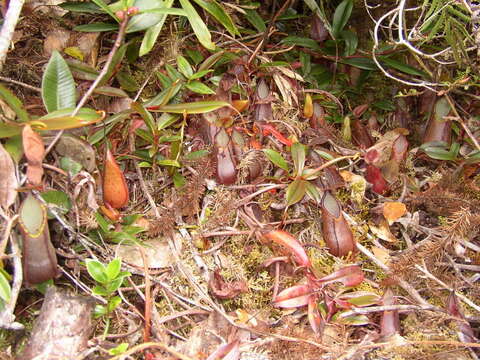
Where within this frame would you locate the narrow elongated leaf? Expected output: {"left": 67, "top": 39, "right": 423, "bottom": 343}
{"left": 185, "top": 81, "right": 215, "bottom": 95}
{"left": 291, "top": 142, "right": 306, "bottom": 176}
{"left": 140, "top": 0, "right": 174, "bottom": 56}
{"left": 177, "top": 55, "right": 193, "bottom": 78}
{"left": 274, "top": 284, "right": 312, "bottom": 308}
{"left": 0, "top": 84, "right": 30, "bottom": 122}
{"left": 60, "top": 1, "right": 103, "bottom": 14}
{"left": 263, "top": 149, "right": 289, "bottom": 172}
{"left": 127, "top": 0, "right": 185, "bottom": 34}
{"left": 92, "top": 0, "right": 118, "bottom": 21}
{"left": 74, "top": 22, "right": 119, "bottom": 32}
{"left": 380, "top": 57, "right": 429, "bottom": 78}
{"left": 191, "top": 0, "right": 239, "bottom": 36}
{"left": 286, "top": 178, "right": 307, "bottom": 206}
{"left": 33, "top": 108, "right": 105, "bottom": 131}
{"left": 42, "top": 51, "right": 76, "bottom": 113}
{"left": 332, "top": 0, "right": 353, "bottom": 39}
{"left": 179, "top": 0, "right": 216, "bottom": 50}
{"left": 148, "top": 100, "right": 229, "bottom": 114}
{"left": 317, "top": 265, "right": 364, "bottom": 287}
{"left": 263, "top": 230, "right": 311, "bottom": 268}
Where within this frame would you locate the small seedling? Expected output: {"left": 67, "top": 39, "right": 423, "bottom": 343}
{"left": 86, "top": 258, "right": 131, "bottom": 337}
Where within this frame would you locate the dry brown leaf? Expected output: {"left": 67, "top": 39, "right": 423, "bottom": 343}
{"left": 43, "top": 29, "right": 71, "bottom": 57}
{"left": 0, "top": 143, "right": 18, "bottom": 209}
{"left": 383, "top": 202, "right": 407, "bottom": 223}
{"left": 208, "top": 270, "right": 247, "bottom": 299}
{"left": 22, "top": 125, "right": 45, "bottom": 186}
{"left": 371, "top": 246, "right": 391, "bottom": 265}
{"left": 369, "top": 218, "right": 397, "bottom": 243}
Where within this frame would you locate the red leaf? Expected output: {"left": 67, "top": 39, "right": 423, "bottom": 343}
{"left": 317, "top": 265, "right": 364, "bottom": 287}
{"left": 308, "top": 295, "right": 324, "bottom": 335}
{"left": 207, "top": 340, "right": 240, "bottom": 360}
{"left": 263, "top": 230, "right": 311, "bottom": 268}
{"left": 274, "top": 284, "right": 312, "bottom": 308}
{"left": 365, "top": 165, "right": 388, "bottom": 194}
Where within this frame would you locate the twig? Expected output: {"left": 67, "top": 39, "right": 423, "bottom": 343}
{"left": 0, "top": 214, "right": 18, "bottom": 257}
{"left": 107, "top": 341, "right": 196, "bottom": 360}
{"left": 444, "top": 95, "right": 480, "bottom": 151}
{"left": 45, "top": 15, "right": 129, "bottom": 155}
{"left": 415, "top": 262, "right": 480, "bottom": 313}
{"left": 0, "top": 231, "right": 23, "bottom": 330}
{"left": 0, "top": 0, "right": 26, "bottom": 72}
{"left": 139, "top": 246, "right": 152, "bottom": 344}
{"left": 128, "top": 131, "right": 160, "bottom": 218}
{"left": 338, "top": 304, "right": 439, "bottom": 318}
{"left": 0, "top": 75, "right": 41, "bottom": 93}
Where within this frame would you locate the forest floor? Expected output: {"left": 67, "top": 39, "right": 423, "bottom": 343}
{"left": 0, "top": 1, "right": 480, "bottom": 359}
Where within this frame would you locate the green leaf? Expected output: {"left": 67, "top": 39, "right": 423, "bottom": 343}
{"left": 157, "top": 159, "right": 181, "bottom": 167}
{"left": 74, "top": 22, "right": 119, "bottom": 32}
{"left": 185, "top": 80, "right": 215, "bottom": 94}
{"left": 131, "top": 102, "right": 156, "bottom": 135}
{"left": 59, "top": 157, "right": 83, "bottom": 176}
{"left": 380, "top": 57, "right": 429, "bottom": 78}
{"left": 105, "top": 259, "right": 122, "bottom": 281}
{"left": 191, "top": 0, "right": 239, "bottom": 36}
{"left": 0, "top": 272, "right": 11, "bottom": 303}
{"left": 305, "top": 182, "right": 322, "bottom": 203}
{"left": 157, "top": 113, "right": 180, "bottom": 130}
{"left": 66, "top": 59, "right": 99, "bottom": 81}
{"left": 92, "top": 0, "right": 119, "bottom": 21}
{"left": 94, "top": 86, "right": 129, "bottom": 97}
{"left": 281, "top": 36, "right": 321, "bottom": 51}
{"left": 60, "top": 1, "right": 103, "bottom": 13}
{"left": 263, "top": 149, "right": 289, "bottom": 172}
{"left": 108, "top": 343, "right": 129, "bottom": 356}
{"left": 41, "top": 190, "right": 72, "bottom": 219}
{"left": 334, "top": 313, "right": 370, "bottom": 325}
{"left": 339, "top": 57, "right": 377, "bottom": 70}
{"left": 173, "top": 171, "right": 186, "bottom": 188}
{"left": 189, "top": 69, "right": 213, "bottom": 80}
{"left": 116, "top": 71, "right": 139, "bottom": 92}
{"left": 0, "top": 123, "right": 21, "bottom": 138}
{"left": 286, "top": 178, "right": 307, "bottom": 206}
{"left": 107, "top": 296, "right": 122, "bottom": 312}
{"left": 0, "top": 83, "right": 30, "bottom": 122}
{"left": 198, "top": 50, "right": 225, "bottom": 72}
{"left": 303, "top": 0, "right": 332, "bottom": 37}
{"left": 145, "top": 81, "right": 183, "bottom": 107}
{"left": 99, "top": 43, "right": 128, "bottom": 86}
{"left": 94, "top": 304, "right": 107, "bottom": 318}
{"left": 259, "top": 61, "right": 291, "bottom": 68}
{"left": 177, "top": 55, "right": 193, "bottom": 78}
{"left": 244, "top": 9, "right": 266, "bottom": 32}
{"left": 332, "top": 0, "right": 353, "bottom": 39}
{"left": 341, "top": 30, "right": 358, "bottom": 56}
{"left": 42, "top": 51, "right": 76, "bottom": 113}
{"left": 291, "top": 142, "right": 306, "bottom": 176}
{"left": 140, "top": 0, "right": 174, "bottom": 56}
{"left": 4, "top": 135, "right": 23, "bottom": 162}
{"left": 148, "top": 100, "right": 229, "bottom": 114}
{"left": 127, "top": 0, "right": 185, "bottom": 33}
{"left": 86, "top": 259, "right": 108, "bottom": 284}
{"left": 179, "top": 0, "right": 216, "bottom": 50}
{"left": 183, "top": 149, "right": 209, "bottom": 160}
{"left": 32, "top": 108, "right": 104, "bottom": 131}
